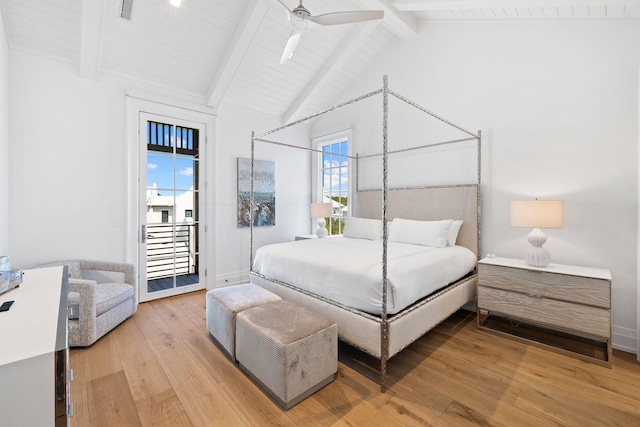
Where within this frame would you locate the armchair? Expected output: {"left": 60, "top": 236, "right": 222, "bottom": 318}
{"left": 34, "top": 260, "right": 138, "bottom": 347}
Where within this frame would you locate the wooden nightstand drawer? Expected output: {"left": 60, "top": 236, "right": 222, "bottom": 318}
{"left": 478, "top": 286, "right": 611, "bottom": 338}
{"left": 478, "top": 263, "right": 610, "bottom": 308}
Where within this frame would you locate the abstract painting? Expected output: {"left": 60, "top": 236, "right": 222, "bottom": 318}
{"left": 237, "top": 157, "right": 275, "bottom": 227}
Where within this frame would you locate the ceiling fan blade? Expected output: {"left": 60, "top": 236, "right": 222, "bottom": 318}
{"left": 276, "top": 0, "right": 294, "bottom": 22}
{"left": 309, "top": 10, "right": 384, "bottom": 26}
{"left": 276, "top": 0, "right": 293, "bottom": 13}
{"left": 280, "top": 29, "right": 302, "bottom": 64}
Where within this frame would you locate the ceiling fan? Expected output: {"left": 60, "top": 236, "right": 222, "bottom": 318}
{"left": 277, "top": 0, "right": 384, "bottom": 64}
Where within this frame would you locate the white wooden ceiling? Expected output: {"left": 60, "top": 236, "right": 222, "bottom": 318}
{"left": 1, "top": 0, "right": 639, "bottom": 123}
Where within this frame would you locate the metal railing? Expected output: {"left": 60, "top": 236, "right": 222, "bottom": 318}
{"left": 146, "top": 223, "right": 198, "bottom": 280}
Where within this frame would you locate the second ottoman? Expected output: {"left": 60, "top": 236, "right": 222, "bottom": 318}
{"left": 236, "top": 299, "right": 338, "bottom": 409}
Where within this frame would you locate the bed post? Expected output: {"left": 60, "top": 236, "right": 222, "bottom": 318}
{"left": 380, "top": 75, "right": 389, "bottom": 392}
{"left": 250, "top": 131, "right": 255, "bottom": 270}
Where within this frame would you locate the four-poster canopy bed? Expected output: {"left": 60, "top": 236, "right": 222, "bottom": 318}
{"left": 249, "top": 76, "right": 481, "bottom": 391}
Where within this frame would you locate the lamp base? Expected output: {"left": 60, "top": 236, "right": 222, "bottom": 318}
{"left": 316, "top": 218, "right": 327, "bottom": 238}
{"left": 523, "top": 228, "right": 551, "bottom": 267}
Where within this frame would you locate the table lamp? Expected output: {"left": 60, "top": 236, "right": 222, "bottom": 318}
{"left": 511, "top": 200, "right": 564, "bottom": 267}
{"left": 310, "top": 202, "right": 332, "bottom": 238}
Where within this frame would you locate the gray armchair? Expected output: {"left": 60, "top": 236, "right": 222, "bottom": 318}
{"left": 34, "top": 260, "right": 138, "bottom": 347}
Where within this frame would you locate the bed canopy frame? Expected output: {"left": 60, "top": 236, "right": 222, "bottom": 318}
{"left": 249, "top": 76, "right": 481, "bottom": 391}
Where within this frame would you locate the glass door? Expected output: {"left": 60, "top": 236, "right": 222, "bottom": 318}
{"left": 139, "top": 112, "right": 205, "bottom": 301}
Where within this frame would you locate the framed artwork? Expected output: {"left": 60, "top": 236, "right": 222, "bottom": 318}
{"left": 237, "top": 157, "right": 275, "bottom": 227}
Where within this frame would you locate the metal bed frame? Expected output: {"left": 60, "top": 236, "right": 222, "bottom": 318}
{"left": 249, "top": 76, "right": 481, "bottom": 391}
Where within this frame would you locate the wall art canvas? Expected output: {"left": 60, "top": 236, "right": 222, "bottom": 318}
{"left": 237, "top": 157, "right": 275, "bottom": 227}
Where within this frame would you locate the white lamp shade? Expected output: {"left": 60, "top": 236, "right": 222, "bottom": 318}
{"left": 510, "top": 200, "right": 564, "bottom": 229}
{"left": 310, "top": 202, "right": 332, "bottom": 218}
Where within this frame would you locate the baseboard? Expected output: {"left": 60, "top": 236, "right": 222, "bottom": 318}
{"left": 612, "top": 325, "right": 637, "bottom": 355}
{"left": 214, "top": 270, "right": 250, "bottom": 288}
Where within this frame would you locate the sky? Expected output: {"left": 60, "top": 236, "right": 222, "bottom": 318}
{"left": 323, "top": 140, "right": 348, "bottom": 193}
{"left": 147, "top": 153, "right": 195, "bottom": 194}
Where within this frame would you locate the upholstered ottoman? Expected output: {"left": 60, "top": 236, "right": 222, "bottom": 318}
{"left": 206, "top": 283, "right": 281, "bottom": 361}
{"left": 236, "top": 299, "right": 338, "bottom": 409}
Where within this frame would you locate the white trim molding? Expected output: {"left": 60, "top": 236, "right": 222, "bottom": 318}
{"left": 637, "top": 63, "right": 640, "bottom": 361}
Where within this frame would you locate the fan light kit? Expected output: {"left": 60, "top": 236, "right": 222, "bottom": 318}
{"left": 277, "top": 0, "right": 384, "bottom": 64}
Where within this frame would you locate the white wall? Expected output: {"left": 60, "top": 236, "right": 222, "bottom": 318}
{"left": 215, "top": 103, "right": 311, "bottom": 285}
{"left": 8, "top": 53, "right": 130, "bottom": 267}
{"left": 0, "top": 7, "right": 9, "bottom": 256}
{"left": 637, "top": 64, "right": 640, "bottom": 361}
{"left": 313, "top": 22, "right": 640, "bottom": 352}
{"left": 7, "top": 51, "right": 205, "bottom": 268}
{"left": 7, "top": 49, "right": 310, "bottom": 290}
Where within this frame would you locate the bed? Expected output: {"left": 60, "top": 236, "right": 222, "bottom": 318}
{"left": 253, "top": 236, "right": 476, "bottom": 316}
{"left": 249, "top": 76, "right": 481, "bottom": 391}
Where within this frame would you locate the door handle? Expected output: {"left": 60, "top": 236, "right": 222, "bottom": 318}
{"left": 141, "top": 225, "right": 146, "bottom": 243}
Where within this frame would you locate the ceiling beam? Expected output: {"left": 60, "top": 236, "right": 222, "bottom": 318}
{"left": 353, "top": 0, "right": 417, "bottom": 39}
{"left": 282, "top": 21, "right": 380, "bottom": 124}
{"left": 393, "top": 0, "right": 640, "bottom": 11}
{"left": 206, "top": 0, "right": 271, "bottom": 109}
{"left": 79, "top": 0, "right": 105, "bottom": 80}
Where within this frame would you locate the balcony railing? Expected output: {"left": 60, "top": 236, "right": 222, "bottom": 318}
{"left": 146, "top": 223, "right": 198, "bottom": 280}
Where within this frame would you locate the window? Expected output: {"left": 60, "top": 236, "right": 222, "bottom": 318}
{"left": 318, "top": 139, "right": 349, "bottom": 235}
{"left": 185, "top": 209, "right": 193, "bottom": 218}
{"left": 161, "top": 210, "right": 169, "bottom": 223}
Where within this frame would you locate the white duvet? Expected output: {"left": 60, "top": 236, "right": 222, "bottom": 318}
{"left": 252, "top": 236, "right": 476, "bottom": 315}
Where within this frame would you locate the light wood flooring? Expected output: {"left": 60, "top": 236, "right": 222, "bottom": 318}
{"left": 69, "top": 290, "right": 640, "bottom": 426}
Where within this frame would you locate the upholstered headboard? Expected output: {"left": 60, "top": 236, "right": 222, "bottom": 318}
{"left": 355, "top": 185, "right": 479, "bottom": 256}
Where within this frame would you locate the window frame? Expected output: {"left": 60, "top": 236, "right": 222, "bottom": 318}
{"left": 312, "top": 129, "right": 353, "bottom": 235}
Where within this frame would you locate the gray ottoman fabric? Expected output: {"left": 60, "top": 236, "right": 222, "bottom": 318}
{"left": 236, "top": 299, "right": 338, "bottom": 409}
{"left": 206, "top": 283, "right": 281, "bottom": 360}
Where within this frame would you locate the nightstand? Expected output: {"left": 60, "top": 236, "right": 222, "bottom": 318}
{"left": 295, "top": 234, "right": 317, "bottom": 241}
{"left": 477, "top": 257, "right": 612, "bottom": 367}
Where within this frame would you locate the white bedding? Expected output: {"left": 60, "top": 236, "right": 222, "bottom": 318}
{"left": 252, "top": 236, "right": 476, "bottom": 315}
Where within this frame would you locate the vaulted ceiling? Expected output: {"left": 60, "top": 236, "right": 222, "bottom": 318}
{"left": 1, "top": 0, "right": 639, "bottom": 123}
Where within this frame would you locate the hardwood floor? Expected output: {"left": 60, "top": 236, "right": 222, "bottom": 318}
{"left": 69, "top": 290, "right": 640, "bottom": 426}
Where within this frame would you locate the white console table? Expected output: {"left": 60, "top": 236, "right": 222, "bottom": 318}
{"left": 0, "top": 266, "right": 71, "bottom": 427}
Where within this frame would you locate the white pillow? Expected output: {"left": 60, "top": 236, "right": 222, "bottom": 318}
{"left": 448, "top": 220, "right": 463, "bottom": 246}
{"left": 343, "top": 217, "right": 383, "bottom": 240}
{"left": 389, "top": 218, "right": 453, "bottom": 248}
